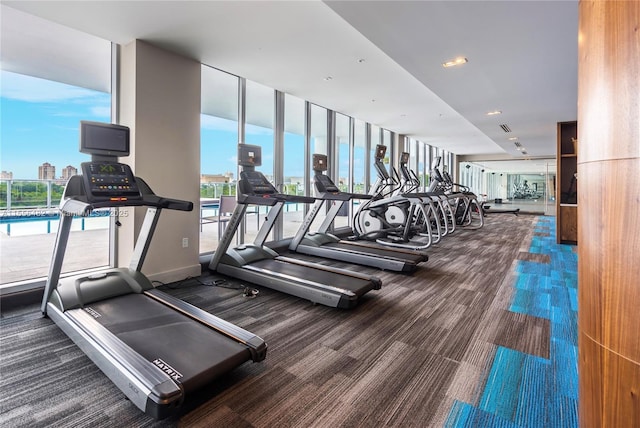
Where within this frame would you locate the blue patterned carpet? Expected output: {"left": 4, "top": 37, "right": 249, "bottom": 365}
{"left": 445, "top": 216, "right": 578, "bottom": 428}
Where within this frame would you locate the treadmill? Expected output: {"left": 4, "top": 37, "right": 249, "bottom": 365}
{"left": 208, "top": 144, "right": 381, "bottom": 309}
{"left": 42, "top": 121, "right": 266, "bottom": 420}
{"left": 288, "top": 153, "right": 428, "bottom": 272}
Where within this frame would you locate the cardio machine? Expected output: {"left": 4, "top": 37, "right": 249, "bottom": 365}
{"left": 209, "top": 145, "right": 381, "bottom": 309}
{"left": 42, "top": 121, "right": 266, "bottom": 420}
{"left": 353, "top": 145, "right": 433, "bottom": 250}
{"left": 288, "top": 153, "right": 427, "bottom": 272}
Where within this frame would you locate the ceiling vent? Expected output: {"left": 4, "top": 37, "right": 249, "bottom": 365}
{"left": 521, "top": 150, "right": 528, "bottom": 155}
{"left": 514, "top": 141, "right": 522, "bottom": 148}
{"left": 500, "top": 124, "right": 512, "bottom": 133}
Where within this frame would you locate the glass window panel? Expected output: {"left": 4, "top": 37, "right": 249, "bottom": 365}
{"left": 245, "top": 80, "right": 274, "bottom": 242}
{"left": 334, "top": 112, "right": 350, "bottom": 228}
{"left": 200, "top": 65, "right": 239, "bottom": 253}
{"left": 1, "top": 24, "right": 111, "bottom": 288}
{"left": 283, "top": 93, "right": 306, "bottom": 236}
{"left": 309, "top": 104, "right": 328, "bottom": 228}
{"left": 353, "top": 119, "right": 367, "bottom": 195}
{"left": 382, "top": 128, "right": 392, "bottom": 171}
{"left": 418, "top": 141, "right": 426, "bottom": 190}
{"left": 353, "top": 119, "right": 367, "bottom": 216}
{"left": 369, "top": 125, "right": 381, "bottom": 187}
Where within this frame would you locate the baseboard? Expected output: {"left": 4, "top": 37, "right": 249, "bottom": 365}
{"left": 147, "top": 264, "right": 202, "bottom": 285}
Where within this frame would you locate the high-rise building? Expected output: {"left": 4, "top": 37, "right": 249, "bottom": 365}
{"left": 0, "top": 171, "right": 13, "bottom": 180}
{"left": 61, "top": 165, "right": 77, "bottom": 180}
{"left": 38, "top": 162, "right": 55, "bottom": 180}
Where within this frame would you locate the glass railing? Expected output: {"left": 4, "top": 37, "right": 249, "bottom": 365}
{"left": 1, "top": 179, "right": 67, "bottom": 210}
{"left": 0, "top": 179, "right": 312, "bottom": 286}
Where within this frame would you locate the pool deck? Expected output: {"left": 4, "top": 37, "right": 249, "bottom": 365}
{"left": 0, "top": 210, "right": 326, "bottom": 287}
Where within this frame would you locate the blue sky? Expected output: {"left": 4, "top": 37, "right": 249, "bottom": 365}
{"left": 1, "top": 71, "right": 110, "bottom": 179}
{"left": 2, "top": 70, "right": 364, "bottom": 183}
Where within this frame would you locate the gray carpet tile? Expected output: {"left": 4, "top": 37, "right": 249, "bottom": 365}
{"left": 1, "top": 214, "right": 544, "bottom": 427}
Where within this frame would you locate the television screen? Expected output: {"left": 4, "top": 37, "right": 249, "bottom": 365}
{"left": 238, "top": 144, "right": 262, "bottom": 167}
{"left": 79, "top": 121, "right": 130, "bottom": 156}
{"left": 375, "top": 144, "right": 387, "bottom": 160}
{"left": 400, "top": 152, "right": 410, "bottom": 164}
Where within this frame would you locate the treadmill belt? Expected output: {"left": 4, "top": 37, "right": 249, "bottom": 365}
{"left": 324, "top": 242, "right": 424, "bottom": 263}
{"left": 83, "top": 294, "right": 251, "bottom": 392}
{"left": 250, "top": 258, "right": 373, "bottom": 297}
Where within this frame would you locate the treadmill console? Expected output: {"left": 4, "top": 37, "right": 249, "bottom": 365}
{"left": 315, "top": 174, "right": 340, "bottom": 193}
{"left": 240, "top": 170, "right": 277, "bottom": 195}
{"left": 81, "top": 161, "right": 142, "bottom": 201}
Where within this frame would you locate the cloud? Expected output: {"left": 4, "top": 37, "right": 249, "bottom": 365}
{"left": 245, "top": 123, "right": 273, "bottom": 136}
{"left": 201, "top": 114, "right": 238, "bottom": 132}
{"left": 90, "top": 106, "right": 111, "bottom": 117}
{"left": 0, "top": 70, "right": 105, "bottom": 102}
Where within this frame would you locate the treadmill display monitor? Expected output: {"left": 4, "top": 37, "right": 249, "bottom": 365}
{"left": 375, "top": 145, "right": 387, "bottom": 160}
{"left": 81, "top": 161, "right": 141, "bottom": 201}
{"left": 238, "top": 144, "right": 262, "bottom": 167}
{"left": 80, "top": 121, "right": 130, "bottom": 157}
{"left": 312, "top": 154, "right": 328, "bottom": 172}
{"left": 400, "top": 152, "right": 410, "bottom": 164}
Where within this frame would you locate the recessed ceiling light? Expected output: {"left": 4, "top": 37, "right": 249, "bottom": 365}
{"left": 323, "top": 76, "right": 333, "bottom": 81}
{"left": 442, "top": 57, "right": 468, "bottom": 68}
{"left": 486, "top": 110, "right": 502, "bottom": 116}
{"left": 371, "top": 99, "right": 376, "bottom": 103}
{"left": 357, "top": 58, "right": 366, "bottom": 63}
{"left": 508, "top": 137, "right": 518, "bottom": 141}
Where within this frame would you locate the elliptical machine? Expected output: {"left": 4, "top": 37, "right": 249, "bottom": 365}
{"left": 353, "top": 145, "right": 432, "bottom": 249}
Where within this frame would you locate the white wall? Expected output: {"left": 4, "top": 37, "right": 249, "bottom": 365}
{"left": 117, "top": 40, "right": 201, "bottom": 283}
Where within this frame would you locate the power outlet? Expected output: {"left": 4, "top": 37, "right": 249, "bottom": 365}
{"left": 182, "top": 237, "right": 189, "bottom": 248}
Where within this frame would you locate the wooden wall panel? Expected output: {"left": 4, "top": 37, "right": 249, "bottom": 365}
{"left": 578, "top": 1, "right": 640, "bottom": 164}
{"left": 580, "top": 333, "right": 640, "bottom": 427}
{"left": 578, "top": 160, "right": 640, "bottom": 355}
{"left": 578, "top": 1, "right": 640, "bottom": 426}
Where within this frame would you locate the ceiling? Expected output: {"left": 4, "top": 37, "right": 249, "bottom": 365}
{"left": 1, "top": 1, "right": 577, "bottom": 173}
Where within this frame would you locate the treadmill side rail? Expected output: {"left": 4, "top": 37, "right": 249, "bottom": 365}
{"left": 145, "top": 289, "right": 267, "bottom": 362}
{"left": 47, "top": 303, "right": 183, "bottom": 419}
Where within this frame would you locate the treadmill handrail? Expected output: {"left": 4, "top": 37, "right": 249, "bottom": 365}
{"left": 145, "top": 289, "right": 267, "bottom": 362}
{"left": 238, "top": 192, "right": 315, "bottom": 206}
{"left": 276, "top": 255, "right": 381, "bottom": 284}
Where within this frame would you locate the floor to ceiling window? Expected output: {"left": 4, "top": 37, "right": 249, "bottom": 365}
{"left": 418, "top": 141, "right": 426, "bottom": 191}
{"left": 245, "top": 80, "right": 275, "bottom": 242}
{"left": 353, "top": 119, "right": 368, "bottom": 195}
{"left": 1, "top": 6, "right": 112, "bottom": 290}
{"left": 309, "top": 104, "right": 328, "bottom": 229}
{"left": 369, "top": 124, "right": 382, "bottom": 188}
{"left": 200, "top": 65, "right": 239, "bottom": 253}
{"left": 282, "top": 93, "right": 306, "bottom": 234}
{"left": 382, "top": 128, "right": 393, "bottom": 174}
{"left": 334, "top": 112, "right": 351, "bottom": 228}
